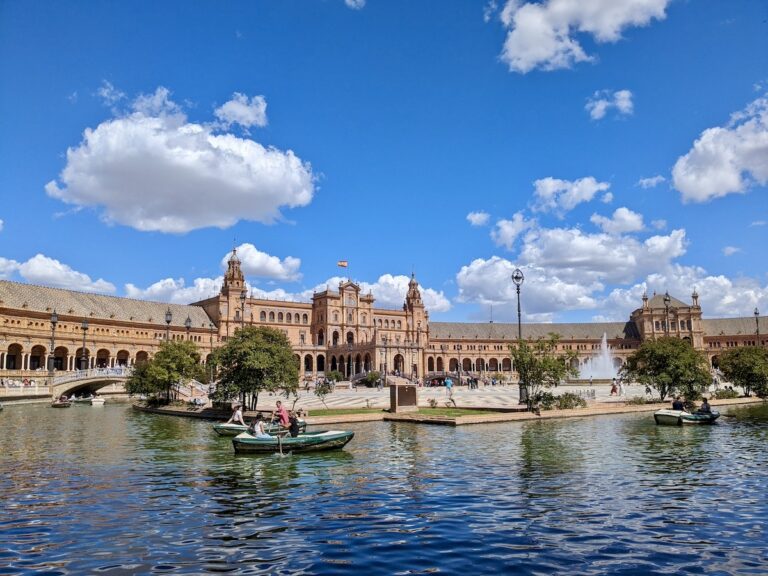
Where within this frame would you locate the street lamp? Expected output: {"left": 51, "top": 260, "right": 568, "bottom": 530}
{"left": 185, "top": 316, "right": 192, "bottom": 339}
{"left": 48, "top": 310, "right": 58, "bottom": 372}
{"left": 208, "top": 321, "right": 215, "bottom": 389}
{"left": 755, "top": 307, "right": 760, "bottom": 343}
{"left": 511, "top": 268, "right": 526, "bottom": 405}
{"left": 456, "top": 344, "right": 462, "bottom": 386}
{"left": 663, "top": 292, "right": 671, "bottom": 336}
{"left": 165, "top": 308, "right": 172, "bottom": 340}
{"left": 382, "top": 334, "right": 389, "bottom": 384}
{"left": 81, "top": 319, "right": 89, "bottom": 370}
{"left": 240, "top": 290, "right": 247, "bottom": 329}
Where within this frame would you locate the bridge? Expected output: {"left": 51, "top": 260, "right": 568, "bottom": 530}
{"left": 51, "top": 367, "right": 132, "bottom": 399}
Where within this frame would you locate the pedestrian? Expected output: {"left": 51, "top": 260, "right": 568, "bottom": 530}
{"left": 444, "top": 376, "right": 453, "bottom": 396}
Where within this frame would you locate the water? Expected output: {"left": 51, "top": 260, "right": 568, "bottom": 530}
{"left": 1, "top": 403, "right": 767, "bottom": 575}
{"left": 580, "top": 332, "right": 618, "bottom": 379}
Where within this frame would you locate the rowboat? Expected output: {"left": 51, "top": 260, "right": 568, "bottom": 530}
{"left": 232, "top": 430, "right": 354, "bottom": 454}
{"left": 654, "top": 409, "right": 720, "bottom": 426}
{"left": 72, "top": 396, "right": 93, "bottom": 405}
{"left": 51, "top": 400, "right": 72, "bottom": 408}
{"left": 90, "top": 397, "right": 106, "bottom": 406}
{"left": 212, "top": 419, "right": 307, "bottom": 436}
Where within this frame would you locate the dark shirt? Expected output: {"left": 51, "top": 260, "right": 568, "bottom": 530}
{"left": 672, "top": 400, "right": 684, "bottom": 411}
{"left": 288, "top": 417, "right": 300, "bottom": 437}
{"left": 699, "top": 402, "right": 711, "bottom": 414}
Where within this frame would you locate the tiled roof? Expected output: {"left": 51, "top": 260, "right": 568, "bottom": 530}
{"left": 430, "top": 321, "right": 640, "bottom": 341}
{"left": 702, "top": 317, "right": 763, "bottom": 337}
{"left": 0, "top": 280, "right": 212, "bottom": 328}
{"left": 646, "top": 293, "right": 691, "bottom": 309}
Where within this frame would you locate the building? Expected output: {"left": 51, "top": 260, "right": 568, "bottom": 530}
{"left": 1, "top": 249, "right": 764, "bottom": 383}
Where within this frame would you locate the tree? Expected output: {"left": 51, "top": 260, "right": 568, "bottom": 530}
{"left": 717, "top": 346, "right": 768, "bottom": 397}
{"left": 211, "top": 326, "right": 298, "bottom": 408}
{"left": 509, "top": 334, "right": 578, "bottom": 410}
{"left": 620, "top": 337, "right": 710, "bottom": 401}
{"left": 361, "top": 371, "right": 381, "bottom": 387}
{"left": 325, "top": 370, "right": 344, "bottom": 383}
{"left": 125, "top": 340, "right": 203, "bottom": 402}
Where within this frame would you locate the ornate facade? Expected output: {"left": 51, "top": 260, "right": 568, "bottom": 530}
{"left": 1, "top": 249, "right": 764, "bottom": 383}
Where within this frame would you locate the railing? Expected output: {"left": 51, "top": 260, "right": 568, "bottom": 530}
{"left": 52, "top": 366, "right": 133, "bottom": 385}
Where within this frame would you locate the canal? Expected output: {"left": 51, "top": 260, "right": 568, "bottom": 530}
{"left": 1, "top": 402, "right": 767, "bottom": 574}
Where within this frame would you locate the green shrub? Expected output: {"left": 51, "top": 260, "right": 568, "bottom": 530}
{"left": 713, "top": 388, "right": 739, "bottom": 399}
{"left": 533, "top": 391, "right": 557, "bottom": 410}
{"left": 555, "top": 392, "right": 587, "bottom": 410}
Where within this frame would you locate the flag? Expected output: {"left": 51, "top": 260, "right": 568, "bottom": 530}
{"left": 337, "top": 260, "right": 348, "bottom": 268}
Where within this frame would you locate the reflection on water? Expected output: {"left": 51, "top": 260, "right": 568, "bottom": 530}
{"left": 1, "top": 402, "right": 767, "bottom": 574}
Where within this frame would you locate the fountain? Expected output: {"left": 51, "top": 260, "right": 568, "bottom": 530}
{"left": 578, "top": 333, "right": 618, "bottom": 382}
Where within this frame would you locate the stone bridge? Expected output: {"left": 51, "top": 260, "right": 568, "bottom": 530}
{"left": 51, "top": 367, "right": 131, "bottom": 399}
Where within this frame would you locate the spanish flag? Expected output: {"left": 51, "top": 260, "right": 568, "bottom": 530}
{"left": 337, "top": 260, "right": 348, "bottom": 268}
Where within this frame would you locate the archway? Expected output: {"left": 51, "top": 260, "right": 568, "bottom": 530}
{"left": 6, "top": 343, "right": 22, "bottom": 369}
{"left": 462, "top": 358, "right": 472, "bottom": 372}
{"left": 135, "top": 351, "right": 149, "bottom": 365}
{"left": 75, "top": 347, "right": 91, "bottom": 370}
{"left": 317, "top": 354, "right": 326, "bottom": 372}
{"left": 476, "top": 358, "right": 485, "bottom": 372}
{"left": 53, "top": 346, "right": 68, "bottom": 371}
{"left": 29, "top": 345, "right": 46, "bottom": 370}
{"left": 346, "top": 331, "right": 354, "bottom": 344}
{"left": 364, "top": 353, "right": 371, "bottom": 372}
{"left": 502, "top": 358, "right": 512, "bottom": 371}
{"left": 304, "top": 354, "right": 313, "bottom": 372}
{"left": 428, "top": 357, "right": 435, "bottom": 372}
{"left": 317, "top": 329, "right": 325, "bottom": 346}
{"left": 96, "top": 349, "right": 110, "bottom": 368}
{"left": 332, "top": 331, "right": 340, "bottom": 346}
{"left": 330, "top": 356, "right": 338, "bottom": 372}
{"left": 116, "top": 350, "right": 130, "bottom": 366}
{"left": 449, "top": 358, "right": 458, "bottom": 372}
{"left": 338, "top": 354, "right": 346, "bottom": 376}
{"left": 436, "top": 357, "right": 444, "bottom": 372}
{"left": 393, "top": 354, "right": 404, "bottom": 374}
{"left": 488, "top": 358, "right": 498, "bottom": 372}
{"left": 355, "top": 354, "right": 362, "bottom": 375}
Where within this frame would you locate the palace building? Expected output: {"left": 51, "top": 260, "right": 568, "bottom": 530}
{"left": 0, "top": 249, "right": 764, "bottom": 383}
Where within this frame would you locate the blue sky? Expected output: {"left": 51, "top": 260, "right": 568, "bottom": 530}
{"left": 1, "top": 0, "right": 767, "bottom": 323}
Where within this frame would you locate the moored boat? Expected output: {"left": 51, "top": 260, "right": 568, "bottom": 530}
{"left": 90, "top": 397, "right": 106, "bottom": 406}
{"left": 51, "top": 399, "right": 72, "bottom": 408}
{"left": 72, "top": 396, "right": 93, "bottom": 405}
{"left": 213, "top": 419, "right": 307, "bottom": 436}
{"left": 232, "top": 430, "right": 354, "bottom": 454}
{"left": 654, "top": 409, "right": 720, "bottom": 426}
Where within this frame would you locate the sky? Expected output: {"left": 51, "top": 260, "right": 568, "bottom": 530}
{"left": 1, "top": 0, "right": 767, "bottom": 324}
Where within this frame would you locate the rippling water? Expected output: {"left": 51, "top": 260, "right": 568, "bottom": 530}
{"left": 1, "top": 403, "right": 767, "bottom": 575}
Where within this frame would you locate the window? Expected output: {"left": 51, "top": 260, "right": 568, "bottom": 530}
{"left": 333, "top": 312, "right": 339, "bottom": 323}
{"left": 260, "top": 311, "right": 266, "bottom": 321}
{"left": 362, "top": 314, "right": 367, "bottom": 325}
{"left": 348, "top": 313, "right": 353, "bottom": 323}
{"left": 278, "top": 312, "right": 284, "bottom": 322}
{"left": 269, "top": 312, "right": 275, "bottom": 322}
{"left": 302, "top": 314, "right": 308, "bottom": 324}
{"left": 295, "top": 313, "right": 301, "bottom": 323}
{"left": 300, "top": 332, "right": 305, "bottom": 344}
{"left": 286, "top": 314, "right": 292, "bottom": 324}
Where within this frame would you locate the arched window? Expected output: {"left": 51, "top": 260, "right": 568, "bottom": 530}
{"left": 385, "top": 320, "right": 389, "bottom": 328}
{"left": 269, "top": 311, "right": 275, "bottom": 322}
{"left": 378, "top": 319, "right": 382, "bottom": 327}
{"left": 302, "top": 314, "right": 308, "bottom": 324}
{"left": 295, "top": 313, "right": 301, "bottom": 323}
{"left": 260, "top": 311, "right": 266, "bottom": 321}
{"left": 278, "top": 312, "right": 284, "bottom": 322}
{"left": 286, "top": 313, "right": 292, "bottom": 324}
{"left": 362, "top": 314, "right": 367, "bottom": 325}
{"left": 333, "top": 312, "right": 339, "bottom": 323}
{"left": 397, "top": 320, "right": 402, "bottom": 329}
{"left": 332, "top": 331, "right": 339, "bottom": 346}
{"left": 347, "top": 313, "right": 353, "bottom": 323}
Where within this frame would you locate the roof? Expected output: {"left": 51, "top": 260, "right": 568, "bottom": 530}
{"left": 0, "top": 280, "right": 212, "bottom": 328}
{"left": 702, "top": 316, "right": 762, "bottom": 337}
{"left": 430, "top": 321, "right": 640, "bottom": 341}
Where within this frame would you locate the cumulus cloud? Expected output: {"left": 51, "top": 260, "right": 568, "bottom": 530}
{"left": 722, "top": 246, "right": 741, "bottom": 256}
{"left": 18, "top": 254, "right": 115, "bottom": 293}
{"left": 345, "top": 0, "right": 365, "bottom": 8}
{"left": 355, "top": 274, "right": 451, "bottom": 313}
{"left": 497, "top": 0, "right": 670, "bottom": 73}
{"left": 590, "top": 207, "right": 644, "bottom": 235}
{"left": 125, "top": 276, "right": 223, "bottom": 304}
{"left": 651, "top": 219, "right": 667, "bottom": 230}
{"left": 637, "top": 174, "right": 665, "bottom": 188}
{"left": 672, "top": 95, "right": 768, "bottom": 202}
{"left": 467, "top": 211, "right": 491, "bottom": 226}
{"left": 221, "top": 243, "right": 301, "bottom": 281}
{"left": 491, "top": 212, "right": 534, "bottom": 250}
{"left": 0, "top": 257, "right": 20, "bottom": 279}
{"left": 586, "top": 89, "right": 634, "bottom": 120}
{"left": 214, "top": 93, "right": 268, "bottom": 128}
{"left": 533, "top": 176, "right": 610, "bottom": 216}
{"left": 45, "top": 86, "right": 315, "bottom": 233}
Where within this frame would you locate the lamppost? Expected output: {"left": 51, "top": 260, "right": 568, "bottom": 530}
{"left": 456, "top": 344, "right": 462, "bottom": 386}
{"left": 382, "top": 334, "right": 389, "bottom": 384}
{"left": 663, "top": 292, "right": 671, "bottom": 336}
{"left": 240, "top": 290, "right": 247, "bottom": 329}
{"left": 185, "top": 316, "right": 192, "bottom": 339}
{"left": 208, "top": 321, "right": 215, "bottom": 391}
{"left": 80, "top": 319, "right": 89, "bottom": 370}
{"left": 48, "top": 310, "right": 58, "bottom": 372}
{"left": 755, "top": 307, "right": 760, "bottom": 344}
{"left": 165, "top": 308, "right": 172, "bottom": 340}
{"left": 511, "top": 268, "right": 526, "bottom": 405}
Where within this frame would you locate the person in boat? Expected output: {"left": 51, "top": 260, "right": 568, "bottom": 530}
{"left": 248, "top": 413, "right": 272, "bottom": 439}
{"left": 272, "top": 400, "right": 290, "bottom": 428}
{"left": 697, "top": 398, "right": 712, "bottom": 414}
{"left": 226, "top": 402, "right": 246, "bottom": 426}
{"left": 288, "top": 411, "right": 300, "bottom": 438}
{"left": 671, "top": 396, "right": 685, "bottom": 411}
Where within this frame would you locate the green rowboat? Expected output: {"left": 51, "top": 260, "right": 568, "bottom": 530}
{"left": 213, "top": 420, "right": 307, "bottom": 436}
{"left": 232, "top": 430, "right": 354, "bottom": 454}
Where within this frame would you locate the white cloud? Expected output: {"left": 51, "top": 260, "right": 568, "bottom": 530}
{"left": 498, "top": 0, "right": 670, "bottom": 73}
{"left": 751, "top": 220, "right": 766, "bottom": 227}
{"left": 533, "top": 176, "right": 610, "bottom": 216}
{"left": 590, "top": 207, "right": 644, "bottom": 235}
{"left": 345, "top": 0, "right": 365, "bottom": 8}
{"left": 221, "top": 243, "right": 301, "bottom": 281}
{"left": 586, "top": 89, "right": 634, "bottom": 120}
{"left": 0, "top": 257, "right": 20, "bottom": 279}
{"left": 651, "top": 219, "right": 667, "bottom": 230}
{"left": 484, "top": 1, "right": 499, "bottom": 23}
{"left": 722, "top": 246, "right": 741, "bottom": 256}
{"left": 97, "top": 80, "right": 125, "bottom": 105}
{"left": 672, "top": 95, "right": 768, "bottom": 202}
{"left": 601, "top": 191, "right": 613, "bottom": 203}
{"left": 467, "top": 211, "right": 491, "bottom": 226}
{"left": 18, "top": 254, "right": 115, "bottom": 293}
{"left": 125, "top": 276, "right": 223, "bottom": 304}
{"left": 491, "top": 212, "right": 534, "bottom": 250}
{"left": 214, "top": 93, "right": 268, "bottom": 129}
{"left": 0, "top": 219, "right": 4, "bottom": 232}
{"left": 45, "top": 86, "right": 315, "bottom": 234}
{"left": 637, "top": 174, "right": 665, "bottom": 188}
